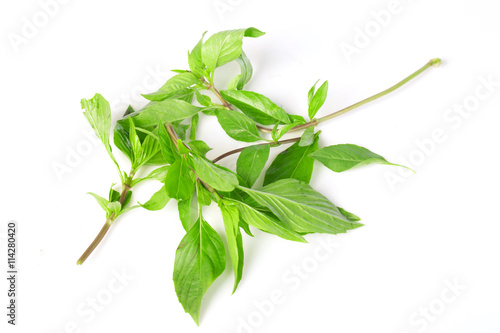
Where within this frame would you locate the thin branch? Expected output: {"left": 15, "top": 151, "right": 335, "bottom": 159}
{"left": 212, "top": 137, "right": 302, "bottom": 163}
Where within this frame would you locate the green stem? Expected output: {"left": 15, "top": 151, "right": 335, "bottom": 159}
{"left": 291, "top": 58, "right": 441, "bottom": 131}
{"left": 77, "top": 172, "right": 135, "bottom": 265}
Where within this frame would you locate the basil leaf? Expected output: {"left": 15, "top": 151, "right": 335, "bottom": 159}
{"left": 271, "top": 122, "right": 301, "bottom": 142}
{"left": 192, "top": 155, "right": 239, "bottom": 191}
{"left": 188, "top": 31, "right": 207, "bottom": 78}
{"left": 310, "top": 144, "right": 407, "bottom": 172}
{"left": 220, "top": 202, "right": 244, "bottom": 293}
{"left": 140, "top": 185, "right": 170, "bottom": 211}
{"left": 201, "top": 27, "right": 264, "bottom": 75}
{"left": 158, "top": 123, "right": 180, "bottom": 164}
{"left": 298, "top": 127, "right": 315, "bottom": 147}
{"left": 189, "top": 114, "right": 199, "bottom": 141}
{"left": 131, "top": 165, "right": 170, "bottom": 187}
{"left": 88, "top": 192, "right": 110, "bottom": 214}
{"left": 188, "top": 140, "right": 212, "bottom": 157}
{"left": 165, "top": 158, "right": 196, "bottom": 200}
{"left": 196, "top": 181, "right": 212, "bottom": 206}
{"left": 138, "top": 134, "right": 161, "bottom": 166}
{"left": 338, "top": 207, "right": 361, "bottom": 222}
{"left": 227, "top": 74, "right": 241, "bottom": 90}
{"left": 308, "top": 80, "right": 328, "bottom": 119}
{"left": 235, "top": 50, "right": 253, "bottom": 90}
{"left": 142, "top": 88, "right": 194, "bottom": 102}
{"left": 81, "top": 93, "right": 111, "bottom": 150}
{"left": 230, "top": 199, "right": 306, "bottom": 242}
{"left": 220, "top": 90, "right": 291, "bottom": 125}
{"left": 264, "top": 134, "right": 319, "bottom": 185}
{"left": 113, "top": 123, "right": 132, "bottom": 161}
{"left": 128, "top": 117, "right": 142, "bottom": 167}
{"left": 178, "top": 193, "right": 198, "bottom": 231}
{"left": 173, "top": 218, "right": 226, "bottom": 325}
{"left": 236, "top": 145, "right": 270, "bottom": 187}
{"left": 159, "top": 72, "right": 200, "bottom": 93}
{"left": 123, "top": 99, "right": 202, "bottom": 128}
{"left": 215, "top": 109, "right": 262, "bottom": 142}
{"left": 194, "top": 91, "right": 213, "bottom": 107}
{"left": 238, "top": 179, "right": 363, "bottom": 234}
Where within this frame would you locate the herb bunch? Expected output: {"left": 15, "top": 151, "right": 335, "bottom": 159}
{"left": 77, "top": 27, "right": 441, "bottom": 325}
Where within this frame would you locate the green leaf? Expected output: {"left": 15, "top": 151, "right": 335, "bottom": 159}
{"left": 196, "top": 181, "right": 212, "bottom": 206}
{"left": 138, "top": 134, "right": 161, "bottom": 166}
{"left": 308, "top": 80, "right": 328, "bottom": 119}
{"left": 165, "top": 158, "right": 196, "bottom": 200}
{"left": 140, "top": 185, "right": 170, "bottom": 211}
{"left": 194, "top": 91, "right": 213, "bottom": 107}
{"left": 178, "top": 193, "right": 198, "bottom": 231}
{"left": 107, "top": 201, "right": 122, "bottom": 217}
{"left": 215, "top": 109, "right": 262, "bottom": 142}
{"left": 159, "top": 72, "right": 200, "bottom": 93}
{"left": 201, "top": 28, "right": 264, "bottom": 76}
{"left": 113, "top": 123, "right": 132, "bottom": 161}
{"left": 298, "top": 127, "right": 315, "bottom": 147}
{"left": 338, "top": 207, "right": 361, "bottom": 222}
{"left": 236, "top": 145, "right": 270, "bottom": 187}
{"left": 220, "top": 90, "right": 291, "bottom": 125}
{"left": 123, "top": 99, "right": 202, "bottom": 129}
{"left": 235, "top": 50, "right": 253, "bottom": 90}
{"left": 192, "top": 155, "right": 239, "bottom": 191}
{"left": 81, "top": 93, "right": 111, "bottom": 149}
{"left": 88, "top": 192, "right": 110, "bottom": 214}
{"left": 271, "top": 122, "right": 301, "bottom": 142}
{"left": 264, "top": 134, "right": 319, "bottom": 185}
{"left": 131, "top": 165, "right": 170, "bottom": 187}
{"left": 123, "top": 105, "right": 135, "bottom": 117}
{"left": 189, "top": 140, "right": 212, "bottom": 157}
{"left": 238, "top": 179, "right": 362, "bottom": 234}
{"left": 158, "top": 123, "right": 180, "bottom": 164}
{"left": 227, "top": 74, "right": 241, "bottom": 90}
{"left": 177, "top": 139, "right": 191, "bottom": 155}
{"left": 142, "top": 88, "right": 194, "bottom": 102}
{"left": 128, "top": 117, "right": 142, "bottom": 167}
{"left": 173, "top": 217, "right": 226, "bottom": 325}
{"left": 220, "top": 202, "right": 244, "bottom": 293}
{"left": 230, "top": 199, "right": 306, "bottom": 242}
{"left": 188, "top": 31, "right": 207, "bottom": 78}
{"left": 310, "top": 144, "right": 407, "bottom": 172}
{"left": 172, "top": 121, "right": 190, "bottom": 140}
{"left": 307, "top": 80, "right": 319, "bottom": 106}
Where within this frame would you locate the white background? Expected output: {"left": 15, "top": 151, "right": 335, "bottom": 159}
{"left": 1, "top": 0, "right": 499, "bottom": 332}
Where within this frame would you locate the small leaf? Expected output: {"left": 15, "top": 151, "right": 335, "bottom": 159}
{"left": 201, "top": 28, "right": 264, "bottom": 75}
{"left": 80, "top": 94, "right": 111, "bottom": 149}
{"left": 192, "top": 155, "right": 239, "bottom": 192}
{"left": 307, "top": 80, "right": 319, "bottom": 106}
{"left": 298, "top": 127, "right": 315, "bottom": 147}
{"left": 113, "top": 123, "right": 132, "bottom": 161}
{"left": 188, "top": 31, "right": 207, "bottom": 78}
{"left": 165, "top": 158, "right": 196, "bottom": 200}
{"left": 158, "top": 123, "right": 180, "bottom": 164}
{"left": 88, "top": 192, "right": 110, "bottom": 213}
{"left": 128, "top": 117, "right": 142, "bottom": 167}
{"left": 264, "top": 133, "right": 319, "bottom": 185}
{"left": 173, "top": 217, "right": 226, "bottom": 325}
{"left": 107, "top": 201, "right": 122, "bottom": 217}
{"left": 159, "top": 72, "right": 200, "bottom": 93}
{"left": 235, "top": 50, "right": 253, "bottom": 90}
{"left": 227, "top": 74, "right": 241, "bottom": 90}
{"left": 142, "top": 88, "right": 194, "bottom": 102}
{"left": 215, "top": 109, "right": 262, "bottom": 142}
{"left": 236, "top": 145, "right": 270, "bottom": 187}
{"left": 178, "top": 193, "right": 198, "bottom": 231}
{"left": 196, "top": 181, "right": 212, "bottom": 206}
{"left": 220, "top": 90, "right": 291, "bottom": 125}
{"left": 220, "top": 202, "right": 244, "bottom": 293}
{"left": 140, "top": 185, "right": 170, "bottom": 211}
{"left": 195, "top": 91, "right": 213, "bottom": 107}
{"left": 310, "top": 144, "right": 408, "bottom": 172}
{"left": 189, "top": 140, "right": 212, "bottom": 157}
{"left": 308, "top": 80, "right": 328, "bottom": 119}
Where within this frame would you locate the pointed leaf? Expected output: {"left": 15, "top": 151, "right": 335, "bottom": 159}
{"left": 165, "top": 158, "right": 196, "bottom": 200}
{"left": 308, "top": 80, "right": 328, "bottom": 119}
{"left": 310, "top": 144, "right": 407, "bottom": 172}
{"left": 220, "top": 202, "right": 244, "bottom": 293}
{"left": 192, "top": 156, "right": 239, "bottom": 191}
{"left": 220, "top": 90, "right": 291, "bottom": 125}
{"left": 215, "top": 109, "right": 262, "bottom": 142}
{"left": 173, "top": 218, "right": 226, "bottom": 325}
{"left": 139, "top": 185, "right": 170, "bottom": 211}
{"left": 236, "top": 145, "right": 270, "bottom": 187}
{"left": 238, "top": 179, "right": 363, "bottom": 234}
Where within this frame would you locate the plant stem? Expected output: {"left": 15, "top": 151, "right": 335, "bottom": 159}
{"left": 212, "top": 137, "right": 302, "bottom": 163}
{"left": 291, "top": 58, "right": 442, "bottom": 131}
{"left": 76, "top": 174, "right": 134, "bottom": 265}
